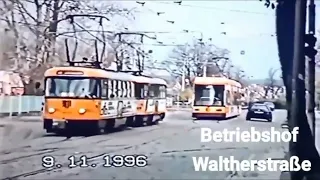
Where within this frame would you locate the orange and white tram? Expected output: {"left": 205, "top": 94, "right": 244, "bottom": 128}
{"left": 130, "top": 76, "right": 167, "bottom": 126}
{"left": 43, "top": 66, "right": 167, "bottom": 135}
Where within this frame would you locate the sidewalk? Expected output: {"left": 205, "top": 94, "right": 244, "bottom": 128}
{"left": 167, "top": 108, "right": 191, "bottom": 111}
{"left": 0, "top": 115, "right": 41, "bottom": 122}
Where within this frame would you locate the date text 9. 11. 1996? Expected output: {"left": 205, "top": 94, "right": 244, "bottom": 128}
{"left": 42, "top": 155, "right": 148, "bottom": 169}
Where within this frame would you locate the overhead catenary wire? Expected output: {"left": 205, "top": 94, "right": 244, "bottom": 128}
{"left": 0, "top": 1, "right": 275, "bottom": 31}
{"left": 0, "top": 18, "right": 178, "bottom": 35}
{"left": 0, "top": 0, "right": 267, "bottom": 78}
{"left": 0, "top": 18, "right": 275, "bottom": 39}
{"left": 144, "top": 1, "right": 275, "bottom": 16}
{"left": 71, "top": 1, "right": 276, "bottom": 16}
{"left": 0, "top": 4, "right": 276, "bottom": 41}
{"left": 130, "top": 2, "right": 276, "bottom": 45}
{"left": 133, "top": 1, "right": 252, "bottom": 78}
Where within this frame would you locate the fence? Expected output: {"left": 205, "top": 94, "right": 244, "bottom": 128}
{"left": 2, "top": 96, "right": 246, "bottom": 117}
{"left": 0, "top": 96, "right": 43, "bottom": 117}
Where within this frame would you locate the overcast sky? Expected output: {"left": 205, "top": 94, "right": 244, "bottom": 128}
{"left": 116, "top": 1, "right": 320, "bottom": 79}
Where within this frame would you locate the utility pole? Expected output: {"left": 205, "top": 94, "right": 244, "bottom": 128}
{"left": 203, "top": 63, "right": 207, "bottom": 77}
{"left": 181, "top": 49, "right": 190, "bottom": 92}
{"left": 181, "top": 57, "right": 186, "bottom": 92}
{"left": 200, "top": 41, "right": 207, "bottom": 77}
{"left": 197, "top": 33, "right": 205, "bottom": 77}
{"left": 306, "top": 0, "right": 317, "bottom": 142}
{"left": 291, "top": 0, "right": 307, "bottom": 179}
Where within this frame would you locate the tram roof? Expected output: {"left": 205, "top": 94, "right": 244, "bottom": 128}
{"left": 44, "top": 67, "right": 166, "bottom": 84}
{"left": 151, "top": 78, "right": 167, "bottom": 86}
{"left": 194, "top": 76, "right": 241, "bottom": 87}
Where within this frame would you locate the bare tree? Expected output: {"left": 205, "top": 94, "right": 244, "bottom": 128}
{"left": 203, "top": 47, "right": 230, "bottom": 77}
{"left": 160, "top": 40, "right": 230, "bottom": 84}
{"left": 0, "top": 0, "right": 134, "bottom": 76}
{"left": 264, "top": 68, "right": 278, "bottom": 99}
{"left": 0, "top": 0, "right": 136, "bottom": 96}
{"left": 225, "top": 66, "right": 247, "bottom": 86}
{"left": 0, "top": 0, "right": 25, "bottom": 70}
{"left": 0, "top": 29, "right": 18, "bottom": 69}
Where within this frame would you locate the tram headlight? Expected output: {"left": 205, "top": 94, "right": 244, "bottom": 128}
{"left": 48, "top": 108, "right": 55, "bottom": 113}
{"left": 79, "top": 108, "right": 86, "bottom": 114}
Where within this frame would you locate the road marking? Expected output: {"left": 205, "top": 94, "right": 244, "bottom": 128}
{"left": 248, "top": 154, "right": 256, "bottom": 161}
{"left": 225, "top": 154, "right": 256, "bottom": 179}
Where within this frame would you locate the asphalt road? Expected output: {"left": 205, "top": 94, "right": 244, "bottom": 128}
{"left": 0, "top": 110, "right": 290, "bottom": 179}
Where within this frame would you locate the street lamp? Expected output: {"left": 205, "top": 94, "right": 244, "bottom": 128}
{"left": 181, "top": 51, "right": 189, "bottom": 92}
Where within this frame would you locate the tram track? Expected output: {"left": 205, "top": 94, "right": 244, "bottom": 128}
{"left": 0, "top": 149, "right": 58, "bottom": 164}
{"left": 0, "top": 126, "right": 160, "bottom": 165}
{"left": 1, "top": 122, "right": 187, "bottom": 180}
{"left": 3, "top": 138, "right": 160, "bottom": 180}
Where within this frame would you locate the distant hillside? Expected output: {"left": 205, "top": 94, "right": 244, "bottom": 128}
{"left": 247, "top": 79, "right": 284, "bottom": 86}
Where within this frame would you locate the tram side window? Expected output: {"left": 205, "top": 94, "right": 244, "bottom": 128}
{"left": 144, "top": 84, "right": 149, "bottom": 97}
{"left": 130, "top": 82, "right": 134, "bottom": 98}
{"left": 234, "top": 90, "right": 240, "bottom": 105}
{"left": 134, "top": 83, "right": 144, "bottom": 99}
{"left": 112, "top": 80, "right": 117, "bottom": 98}
{"left": 118, "top": 81, "right": 122, "bottom": 98}
{"left": 117, "top": 81, "right": 121, "bottom": 98}
{"left": 107, "top": 80, "right": 111, "bottom": 98}
{"left": 108, "top": 80, "right": 116, "bottom": 99}
{"left": 160, "top": 85, "right": 166, "bottom": 98}
{"left": 117, "top": 81, "right": 122, "bottom": 98}
{"left": 149, "top": 85, "right": 155, "bottom": 97}
{"left": 153, "top": 85, "right": 161, "bottom": 98}
{"left": 126, "top": 82, "right": 131, "bottom": 98}
{"left": 101, "top": 79, "right": 108, "bottom": 98}
{"left": 157, "top": 85, "right": 162, "bottom": 98}
{"left": 231, "top": 91, "right": 235, "bottom": 105}
{"left": 232, "top": 90, "right": 236, "bottom": 105}
{"left": 158, "top": 86, "right": 162, "bottom": 98}
{"left": 226, "top": 90, "right": 232, "bottom": 105}
{"left": 123, "top": 81, "right": 127, "bottom": 98}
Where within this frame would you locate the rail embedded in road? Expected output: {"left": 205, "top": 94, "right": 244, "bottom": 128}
{"left": 0, "top": 110, "right": 294, "bottom": 179}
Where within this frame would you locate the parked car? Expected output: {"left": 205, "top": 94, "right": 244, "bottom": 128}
{"left": 246, "top": 104, "right": 273, "bottom": 122}
{"left": 264, "top": 102, "right": 275, "bottom": 111}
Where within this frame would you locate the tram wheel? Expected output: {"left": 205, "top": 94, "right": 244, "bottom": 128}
{"left": 146, "top": 115, "right": 154, "bottom": 126}
{"left": 104, "top": 119, "right": 115, "bottom": 133}
{"left": 133, "top": 116, "right": 144, "bottom": 127}
{"left": 160, "top": 113, "right": 165, "bottom": 120}
{"left": 64, "top": 121, "right": 74, "bottom": 138}
{"left": 125, "top": 116, "right": 135, "bottom": 127}
{"left": 83, "top": 122, "right": 101, "bottom": 136}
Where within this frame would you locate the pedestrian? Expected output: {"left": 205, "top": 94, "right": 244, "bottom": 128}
{"left": 35, "top": 82, "right": 44, "bottom": 96}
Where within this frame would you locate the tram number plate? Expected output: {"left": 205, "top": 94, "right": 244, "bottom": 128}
{"left": 52, "top": 120, "right": 66, "bottom": 129}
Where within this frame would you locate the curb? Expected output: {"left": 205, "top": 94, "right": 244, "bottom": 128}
{"left": 0, "top": 116, "right": 42, "bottom": 122}
{"left": 167, "top": 108, "right": 192, "bottom": 111}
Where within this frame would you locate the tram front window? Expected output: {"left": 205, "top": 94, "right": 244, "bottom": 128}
{"left": 194, "top": 85, "right": 224, "bottom": 106}
{"left": 45, "top": 77, "right": 100, "bottom": 98}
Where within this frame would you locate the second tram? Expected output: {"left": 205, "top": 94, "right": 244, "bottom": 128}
{"left": 192, "top": 76, "right": 242, "bottom": 119}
